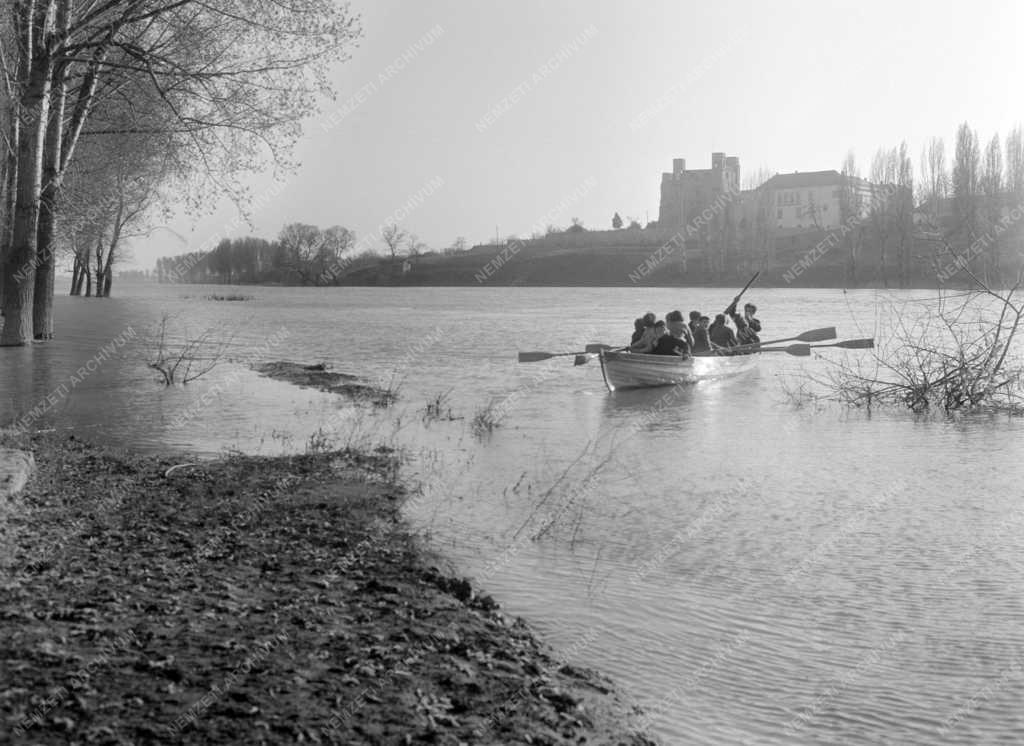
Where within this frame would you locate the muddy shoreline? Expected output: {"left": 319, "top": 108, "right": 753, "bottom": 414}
{"left": 0, "top": 432, "right": 656, "bottom": 744}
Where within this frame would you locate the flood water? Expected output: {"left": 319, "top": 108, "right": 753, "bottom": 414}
{"left": 3, "top": 283, "right": 1024, "bottom": 744}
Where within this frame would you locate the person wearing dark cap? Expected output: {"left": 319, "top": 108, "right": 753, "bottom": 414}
{"left": 688, "top": 310, "right": 701, "bottom": 337}
{"left": 708, "top": 313, "right": 737, "bottom": 350}
{"left": 652, "top": 310, "right": 691, "bottom": 357}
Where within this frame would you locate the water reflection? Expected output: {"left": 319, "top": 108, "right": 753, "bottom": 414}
{"left": 4, "top": 285, "right": 1024, "bottom": 744}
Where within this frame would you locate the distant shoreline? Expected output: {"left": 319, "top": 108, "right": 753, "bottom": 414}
{"left": 132, "top": 278, "right": 957, "bottom": 291}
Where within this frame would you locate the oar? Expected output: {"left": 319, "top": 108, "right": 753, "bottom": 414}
{"left": 759, "top": 327, "right": 836, "bottom": 346}
{"left": 724, "top": 271, "right": 760, "bottom": 314}
{"left": 756, "top": 338, "right": 875, "bottom": 356}
{"left": 696, "top": 327, "right": 837, "bottom": 357}
{"left": 574, "top": 345, "right": 628, "bottom": 366}
{"left": 726, "top": 326, "right": 837, "bottom": 354}
{"left": 809, "top": 338, "right": 874, "bottom": 350}
{"left": 518, "top": 343, "right": 610, "bottom": 363}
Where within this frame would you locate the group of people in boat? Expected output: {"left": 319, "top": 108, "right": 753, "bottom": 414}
{"left": 628, "top": 299, "right": 761, "bottom": 357}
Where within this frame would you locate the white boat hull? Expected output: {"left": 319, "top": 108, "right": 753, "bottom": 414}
{"left": 598, "top": 350, "right": 757, "bottom": 391}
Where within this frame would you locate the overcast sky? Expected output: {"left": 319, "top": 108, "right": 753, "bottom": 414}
{"left": 132, "top": 0, "right": 1023, "bottom": 269}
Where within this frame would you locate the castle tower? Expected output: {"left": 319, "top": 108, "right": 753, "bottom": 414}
{"left": 725, "top": 156, "right": 740, "bottom": 193}
{"left": 659, "top": 157, "right": 687, "bottom": 228}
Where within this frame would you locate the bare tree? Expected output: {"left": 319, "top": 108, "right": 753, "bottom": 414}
{"left": 893, "top": 142, "right": 914, "bottom": 288}
{"left": 277, "top": 223, "right": 322, "bottom": 283}
{"left": 382, "top": 223, "right": 406, "bottom": 259}
{"left": 952, "top": 122, "right": 981, "bottom": 249}
{"left": 1007, "top": 126, "right": 1024, "bottom": 202}
{"left": 840, "top": 151, "right": 865, "bottom": 286}
{"left": 980, "top": 133, "right": 1004, "bottom": 284}
{"left": 146, "top": 312, "right": 234, "bottom": 386}
{"left": 918, "top": 136, "right": 948, "bottom": 230}
{"left": 1, "top": 1, "right": 362, "bottom": 345}
{"left": 742, "top": 166, "right": 775, "bottom": 190}
{"left": 61, "top": 113, "right": 172, "bottom": 297}
{"left": 405, "top": 233, "right": 427, "bottom": 256}
{"left": 1007, "top": 126, "right": 1024, "bottom": 280}
{"left": 869, "top": 147, "right": 896, "bottom": 285}
{"left": 799, "top": 263, "right": 1024, "bottom": 413}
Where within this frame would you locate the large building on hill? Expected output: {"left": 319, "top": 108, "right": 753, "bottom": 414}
{"left": 658, "top": 152, "right": 741, "bottom": 229}
{"left": 759, "top": 170, "right": 885, "bottom": 230}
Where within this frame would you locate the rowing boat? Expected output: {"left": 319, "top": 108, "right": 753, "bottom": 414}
{"left": 598, "top": 350, "right": 757, "bottom": 391}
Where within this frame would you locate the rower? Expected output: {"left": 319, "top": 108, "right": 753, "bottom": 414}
{"left": 652, "top": 311, "right": 691, "bottom": 357}
{"left": 692, "top": 316, "right": 711, "bottom": 353}
{"left": 744, "top": 303, "right": 762, "bottom": 342}
{"left": 725, "top": 299, "right": 761, "bottom": 345}
{"left": 630, "top": 318, "right": 645, "bottom": 345}
{"left": 687, "top": 311, "right": 701, "bottom": 338}
{"left": 629, "top": 313, "right": 658, "bottom": 352}
{"left": 708, "top": 314, "right": 737, "bottom": 349}
{"left": 734, "top": 315, "right": 757, "bottom": 346}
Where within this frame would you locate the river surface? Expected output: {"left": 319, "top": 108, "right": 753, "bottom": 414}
{"left": 3, "top": 283, "right": 1024, "bottom": 745}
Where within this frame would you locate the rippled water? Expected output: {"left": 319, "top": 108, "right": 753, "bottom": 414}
{"left": 3, "top": 283, "right": 1024, "bottom": 744}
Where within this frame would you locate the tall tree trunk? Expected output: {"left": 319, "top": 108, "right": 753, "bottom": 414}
{"left": 32, "top": 60, "right": 65, "bottom": 338}
{"left": 70, "top": 250, "right": 81, "bottom": 294}
{"left": 0, "top": 16, "right": 24, "bottom": 319}
{"left": 1, "top": 2, "right": 56, "bottom": 346}
{"left": 0, "top": 118, "right": 17, "bottom": 316}
{"left": 97, "top": 193, "right": 125, "bottom": 298}
{"left": 83, "top": 253, "right": 91, "bottom": 296}
{"left": 846, "top": 234, "right": 858, "bottom": 288}
{"left": 878, "top": 227, "right": 888, "bottom": 289}
{"left": 897, "top": 231, "right": 908, "bottom": 289}
{"left": 93, "top": 235, "right": 102, "bottom": 297}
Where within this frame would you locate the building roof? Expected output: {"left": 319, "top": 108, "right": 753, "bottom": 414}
{"left": 763, "top": 170, "right": 843, "bottom": 189}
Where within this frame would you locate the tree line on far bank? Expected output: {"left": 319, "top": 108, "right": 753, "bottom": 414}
{"left": 733, "top": 122, "right": 1024, "bottom": 288}
{"left": 154, "top": 223, "right": 469, "bottom": 285}
{"left": 156, "top": 225, "right": 357, "bottom": 285}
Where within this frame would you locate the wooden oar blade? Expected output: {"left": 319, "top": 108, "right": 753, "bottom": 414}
{"left": 749, "top": 326, "right": 838, "bottom": 349}
{"left": 584, "top": 343, "right": 611, "bottom": 354}
{"left": 518, "top": 351, "right": 554, "bottom": 363}
{"left": 795, "top": 327, "right": 837, "bottom": 343}
{"left": 833, "top": 338, "right": 875, "bottom": 349}
{"left": 750, "top": 344, "right": 811, "bottom": 355}
{"left": 574, "top": 354, "right": 592, "bottom": 366}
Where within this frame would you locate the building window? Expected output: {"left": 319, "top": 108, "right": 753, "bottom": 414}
{"left": 777, "top": 208, "right": 783, "bottom": 219}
